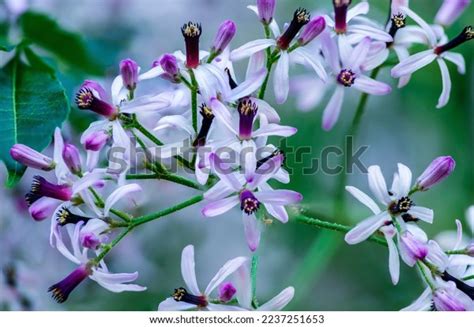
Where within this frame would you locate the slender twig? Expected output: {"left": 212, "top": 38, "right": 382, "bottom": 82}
{"left": 189, "top": 69, "right": 198, "bottom": 133}
{"left": 251, "top": 255, "right": 259, "bottom": 309}
{"left": 126, "top": 173, "right": 202, "bottom": 190}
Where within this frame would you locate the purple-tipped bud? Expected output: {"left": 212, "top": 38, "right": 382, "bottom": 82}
{"left": 399, "top": 231, "right": 428, "bottom": 266}
{"left": 416, "top": 156, "right": 455, "bottom": 191}
{"left": 212, "top": 20, "right": 237, "bottom": 54}
{"left": 25, "top": 176, "right": 72, "bottom": 206}
{"left": 120, "top": 58, "right": 139, "bottom": 91}
{"left": 62, "top": 143, "right": 82, "bottom": 175}
{"left": 433, "top": 286, "right": 469, "bottom": 311}
{"left": 333, "top": 0, "right": 352, "bottom": 33}
{"left": 435, "top": 0, "right": 471, "bottom": 26}
{"left": 298, "top": 16, "right": 326, "bottom": 45}
{"left": 28, "top": 197, "right": 58, "bottom": 221}
{"left": 80, "top": 232, "right": 101, "bottom": 249}
{"left": 181, "top": 22, "right": 202, "bottom": 69}
{"left": 75, "top": 82, "right": 117, "bottom": 118}
{"left": 84, "top": 130, "right": 109, "bottom": 151}
{"left": 10, "top": 144, "right": 55, "bottom": 171}
{"left": 48, "top": 265, "right": 91, "bottom": 303}
{"left": 159, "top": 54, "right": 179, "bottom": 76}
{"left": 257, "top": 0, "right": 276, "bottom": 24}
{"left": 218, "top": 282, "right": 237, "bottom": 303}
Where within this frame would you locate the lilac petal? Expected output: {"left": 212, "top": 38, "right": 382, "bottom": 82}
{"left": 230, "top": 39, "right": 276, "bottom": 61}
{"left": 94, "top": 279, "right": 146, "bottom": 293}
{"left": 194, "top": 66, "right": 218, "bottom": 102}
{"left": 345, "top": 186, "right": 381, "bottom": 214}
{"left": 234, "top": 263, "right": 252, "bottom": 309}
{"left": 347, "top": 37, "right": 372, "bottom": 71}
{"left": 181, "top": 245, "right": 201, "bottom": 295}
{"left": 292, "top": 47, "right": 327, "bottom": 82}
{"left": 257, "top": 287, "right": 295, "bottom": 311}
{"left": 138, "top": 65, "right": 164, "bottom": 81}
{"left": 264, "top": 203, "right": 289, "bottom": 223}
{"left": 401, "top": 287, "right": 433, "bottom": 311}
{"left": 347, "top": 2, "right": 370, "bottom": 22}
{"left": 391, "top": 50, "right": 437, "bottom": 78}
{"left": 53, "top": 128, "right": 69, "bottom": 183}
{"left": 92, "top": 270, "right": 139, "bottom": 284}
{"left": 392, "top": 45, "right": 412, "bottom": 88}
{"left": 401, "top": 6, "right": 437, "bottom": 47}
{"left": 321, "top": 31, "right": 340, "bottom": 72}
{"left": 385, "top": 235, "right": 400, "bottom": 285}
{"left": 345, "top": 212, "right": 390, "bottom": 244}
{"left": 154, "top": 115, "right": 195, "bottom": 136}
{"left": 338, "top": 35, "right": 353, "bottom": 67}
{"left": 72, "top": 171, "right": 106, "bottom": 195}
{"left": 408, "top": 206, "right": 434, "bottom": 224}
{"left": 367, "top": 165, "right": 390, "bottom": 205}
{"left": 202, "top": 197, "right": 240, "bottom": 217}
{"left": 242, "top": 140, "right": 257, "bottom": 182}
{"left": 120, "top": 92, "right": 174, "bottom": 113}
{"left": 396, "top": 163, "right": 412, "bottom": 196}
{"left": 255, "top": 190, "right": 302, "bottom": 205}
{"left": 204, "top": 180, "right": 235, "bottom": 200}
{"left": 205, "top": 256, "right": 248, "bottom": 295}
{"left": 247, "top": 154, "right": 283, "bottom": 188}
{"left": 228, "top": 68, "right": 266, "bottom": 102}
{"left": 436, "top": 58, "right": 451, "bottom": 109}
{"left": 210, "top": 98, "right": 238, "bottom": 135}
{"left": 363, "top": 48, "right": 389, "bottom": 71}
{"left": 348, "top": 25, "right": 393, "bottom": 43}
{"left": 253, "top": 123, "right": 297, "bottom": 138}
{"left": 246, "top": 51, "right": 266, "bottom": 80}
{"left": 111, "top": 75, "right": 126, "bottom": 105}
{"left": 353, "top": 75, "right": 392, "bottom": 95}
{"left": 158, "top": 297, "right": 197, "bottom": 311}
{"left": 454, "top": 219, "right": 464, "bottom": 250}
{"left": 209, "top": 153, "right": 242, "bottom": 190}
{"left": 322, "top": 87, "right": 344, "bottom": 131}
{"left": 442, "top": 52, "right": 466, "bottom": 74}
{"left": 426, "top": 240, "right": 449, "bottom": 271}
{"left": 104, "top": 183, "right": 141, "bottom": 216}
{"left": 273, "top": 51, "right": 290, "bottom": 104}
{"left": 395, "top": 26, "right": 431, "bottom": 46}
{"left": 252, "top": 98, "right": 280, "bottom": 123}
{"left": 242, "top": 213, "right": 261, "bottom": 252}
{"left": 291, "top": 75, "right": 327, "bottom": 112}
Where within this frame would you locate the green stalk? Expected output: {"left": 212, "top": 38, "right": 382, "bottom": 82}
{"left": 189, "top": 69, "right": 198, "bottom": 133}
{"left": 251, "top": 255, "right": 259, "bottom": 309}
{"left": 126, "top": 173, "right": 202, "bottom": 190}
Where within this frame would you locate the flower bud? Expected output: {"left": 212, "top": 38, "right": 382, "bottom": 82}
{"left": 433, "top": 284, "right": 471, "bottom": 311}
{"left": 159, "top": 53, "right": 179, "bottom": 76}
{"left": 298, "top": 16, "right": 326, "bottom": 45}
{"left": 399, "top": 231, "right": 428, "bottom": 266}
{"left": 257, "top": 0, "right": 276, "bottom": 24}
{"left": 277, "top": 8, "right": 310, "bottom": 50}
{"left": 416, "top": 156, "right": 455, "bottom": 191}
{"left": 218, "top": 282, "right": 237, "bottom": 303}
{"left": 181, "top": 22, "right": 202, "bottom": 69}
{"left": 212, "top": 20, "right": 237, "bottom": 54}
{"left": 435, "top": 0, "right": 470, "bottom": 26}
{"left": 10, "top": 144, "right": 55, "bottom": 171}
{"left": 120, "top": 58, "right": 139, "bottom": 91}
{"left": 62, "top": 143, "right": 82, "bottom": 175}
{"left": 333, "top": 0, "right": 352, "bottom": 33}
{"left": 84, "top": 130, "right": 109, "bottom": 151}
{"left": 28, "top": 197, "right": 58, "bottom": 221}
{"left": 48, "top": 265, "right": 91, "bottom": 303}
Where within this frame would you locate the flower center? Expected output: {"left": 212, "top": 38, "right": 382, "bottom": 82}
{"left": 181, "top": 22, "right": 202, "bottom": 38}
{"left": 388, "top": 196, "right": 413, "bottom": 215}
{"left": 240, "top": 189, "right": 260, "bottom": 215}
{"left": 337, "top": 69, "right": 356, "bottom": 87}
{"left": 172, "top": 287, "right": 208, "bottom": 307}
{"left": 75, "top": 88, "right": 94, "bottom": 109}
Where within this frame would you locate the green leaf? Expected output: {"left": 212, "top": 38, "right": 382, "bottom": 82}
{"left": 0, "top": 56, "right": 69, "bottom": 187}
{"left": 22, "top": 46, "right": 56, "bottom": 76}
{"left": 19, "top": 11, "right": 105, "bottom": 75}
{"left": 0, "top": 21, "right": 14, "bottom": 52}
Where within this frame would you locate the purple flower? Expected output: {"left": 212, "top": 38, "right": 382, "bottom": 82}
{"left": 276, "top": 8, "right": 310, "bottom": 50}
{"left": 333, "top": 0, "right": 352, "bottom": 33}
{"left": 416, "top": 156, "right": 455, "bottom": 190}
{"left": 79, "top": 219, "right": 109, "bottom": 249}
{"left": 120, "top": 58, "right": 139, "bottom": 91}
{"left": 84, "top": 130, "right": 109, "bottom": 151}
{"left": 28, "top": 197, "right": 60, "bottom": 221}
{"left": 158, "top": 245, "right": 247, "bottom": 311}
{"left": 49, "top": 264, "right": 91, "bottom": 303}
{"left": 10, "top": 144, "right": 55, "bottom": 171}
{"left": 256, "top": 0, "right": 276, "bottom": 24}
{"left": 25, "top": 176, "right": 73, "bottom": 205}
{"left": 212, "top": 20, "right": 237, "bottom": 54}
{"left": 298, "top": 16, "right": 326, "bottom": 46}
{"left": 218, "top": 282, "right": 237, "bottom": 303}
{"left": 75, "top": 81, "right": 117, "bottom": 118}
{"left": 159, "top": 53, "right": 179, "bottom": 77}
{"left": 62, "top": 143, "right": 82, "bottom": 175}
{"left": 435, "top": 0, "right": 471, "bottom": 26}
{"left": 202, "top": 154, "right": 302, "bottom": 251}
{"left": 181, "top": 22, "right": 202, "bottom": 69}
{"left": 398, "top": 231, "right": 429, "bottom": 266}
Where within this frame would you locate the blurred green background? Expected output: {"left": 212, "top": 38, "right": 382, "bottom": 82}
{"left": 0, "top": 0, "right": 472, "bottom": 311}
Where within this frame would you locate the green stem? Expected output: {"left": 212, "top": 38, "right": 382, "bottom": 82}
{"left": 294, "top": 213, "right": 388, "bottom": 247}
{"left": 445, "top": 249, "right": 468, "bottom": 255}
{"left": 126, "top": 173, "right": 202, "bottom": 190}
{"left": 133, "top": 118, "right": 164, "bottom": 146}
{"left": 131, "top": 195, "right": 203, "bottom": 227}
{"left": 189, "top": 69, "right": 198, "bottom": 133}
{"left": 93, "top": 227, "right": 132, "bottom": 264}
{"left": 463, "top": 274, "right": 474, "bottom": 281}
{"left": 417, "top": 261, "right": 436, "bottom": 290}
{"left": 109, "top": 208, "right": 132, "bottom": 222}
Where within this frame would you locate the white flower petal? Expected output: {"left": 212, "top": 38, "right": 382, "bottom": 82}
{"left": 401, "top": 287, "right": 433, "bottom": 311}
{"left": 396, "top": 163, "right": 412, "bottom": 196}
{"left": 181, "top": 245, "right": 201, "bottom": 295}
{"left": 230, "top": 39, "right": 276, "bottom": 61}
{"left": 408, "top": 206, "right": 434, "bottom": 224}
{"left": 345, "top": 212, "right": 390, "bottom": 244}
{"left": 205, "top": 256, "right": 248, "bottom": 295}
{"left": 347, "top": 2, "right": 370, "bottom": 22}
{"left": 257, "top": 287, "right": 295, "bottom": 311}
{"left": 253, "top": 123, "right": 297, "bottom": 138}
{"left": 322, "top": 87, "right": 344, "bottom": 131}
{"left": 292, "top": 47, "right": 327, "bottom": 82}
{"left": 210, "top": 98, "right": 238, "bottom": 135}
{"left": 348, "top": 25, "right": 393, "bottom": 42}
{"left": 246, "top": 51, "right": 266, "bottom": 80}
{"left": 367, "top": 165, "right": 390, "bottom": 205}
{"left": 346, "top": 186, "right": 381, "bottom": 214}
{"left": 353, "top": 75, "right": 392, "bottom": 95}
{"left": 241, "top": 213, "right": 261, "bottom": 252}
{"left": 347, "top": 37, "right": 372, "bottom": 71}
{"left": 252, "top": 98, "right": 280, "bottom": 124}
{"left": 385, "top": 234, "right": 400, "bottom": 285}
{"left": 391, "top": 50, "right": 437, "bottom": 78}
{"left": 104, "top": 183, "right": 141, "bottom": 217}
{"left": 158, "top": 297, "right": 197, "bottom": 311}
{"left": 228, "top": 68, "right": 266, "bottom": 102}
{"left": 138, "top": 65, "right": 164, "bottom": 81}
{"left": 442, "top": 52, "right": 466, "bottom": 74}
{"left": 202, "top": 196, "right": 239, "bottom": 217}
{"left": 401, "top": 6, "right": 437, "bottom": 47}
{"left": 273, "top": 51, "right": 290, "bottom": 104}
{"left": 255, "top": 190, "right": 303, "bottom": 206}
{"left": 436, "top": 58, "right": 451, "bottom": 109}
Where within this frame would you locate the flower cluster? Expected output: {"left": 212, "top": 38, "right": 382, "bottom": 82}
{"left": 6, "top": 0, "right": 473, "bottom": 311}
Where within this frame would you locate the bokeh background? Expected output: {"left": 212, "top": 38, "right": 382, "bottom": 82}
{"left": 0, "top": 0, "right": 472, "bottom": 310}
